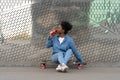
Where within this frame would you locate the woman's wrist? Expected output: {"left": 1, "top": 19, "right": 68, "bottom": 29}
{"left": 48, "top": 35, "right": 53, "bottom": 40}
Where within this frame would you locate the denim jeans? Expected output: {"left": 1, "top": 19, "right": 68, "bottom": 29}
{"left": 51, "top": 49, "right": 73, "bottom": 64}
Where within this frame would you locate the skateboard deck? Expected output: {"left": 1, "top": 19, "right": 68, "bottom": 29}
{"left": 40, "top": 60, "right": 84, "bottom": 71}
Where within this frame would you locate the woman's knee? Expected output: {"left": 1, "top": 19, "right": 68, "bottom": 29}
{"left": 57, "top": 52, "right": 64, "bottom": 56}
{"left": 67, "top": 49, "right": 72, "bottom": 53}
{"left": 51, "top": 54, "right": 58, "bottom": 62}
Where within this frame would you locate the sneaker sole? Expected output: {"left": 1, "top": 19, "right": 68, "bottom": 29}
{"left": 56, "top": 69, "right": 67, "bottom": 72}
{"left": 61, "top": 67, "right": 68, "bottom": 72}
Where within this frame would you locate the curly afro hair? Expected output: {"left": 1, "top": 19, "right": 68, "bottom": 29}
{"left": 60, "top": 21, "right": 73, "bottom": 34}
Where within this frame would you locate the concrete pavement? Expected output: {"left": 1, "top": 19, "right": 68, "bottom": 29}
{"left": 0, "top": 67, "right": 119, "bottom": 80}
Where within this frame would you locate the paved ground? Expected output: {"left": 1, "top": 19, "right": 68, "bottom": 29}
{"left": 0, "top": 67, "right": 119, "bottom": 80}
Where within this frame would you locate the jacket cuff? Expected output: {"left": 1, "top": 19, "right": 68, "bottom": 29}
{"left": 48, "top": 36, "right": 53, "bottom": 40}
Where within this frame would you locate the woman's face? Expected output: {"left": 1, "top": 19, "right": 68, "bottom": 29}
{"left": 56, "top": 25, "right": 64, "bottom": 34}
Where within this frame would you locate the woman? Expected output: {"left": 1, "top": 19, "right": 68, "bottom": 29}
{"left": 46, "top": 21, "right": 87, "bottom": 72}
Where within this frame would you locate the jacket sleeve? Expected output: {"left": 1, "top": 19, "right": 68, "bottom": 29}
{"left": 46, "top": 36, "right": 53, "bottom": 48}
{"left": 69, "top": 39, "right": 85, "bottom": 62}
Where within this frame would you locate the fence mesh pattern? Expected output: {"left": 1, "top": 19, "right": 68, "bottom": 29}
{"left": 0, "top": 0, "right": 120, "bottom": 66}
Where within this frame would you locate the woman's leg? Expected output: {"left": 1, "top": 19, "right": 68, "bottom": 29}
{"left": 51, "top": 52, "right": 64, "bottom": 64}
{"left": 52, "top": 51, "right": 72, "bottom": 71}
{"left": 51, "top": 53, "right": 58, "bottom": 63}
{"left": 64, "top": 49, "right": 73, "bottom": 64}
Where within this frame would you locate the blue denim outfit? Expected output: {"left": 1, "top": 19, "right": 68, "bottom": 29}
{"left": 46, "top": 35, "right": 85, "bottom": 64}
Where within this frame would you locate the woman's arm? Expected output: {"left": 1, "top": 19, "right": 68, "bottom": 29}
{"left": 46, "top": 36, "right": 53, "bottom": 48}
{"left": 69, "top": 40, "right": 85, "bottom": 62}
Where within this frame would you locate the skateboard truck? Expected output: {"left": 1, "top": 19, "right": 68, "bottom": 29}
{"left": 73, "top": 61, "right": 83, "bottom": 70}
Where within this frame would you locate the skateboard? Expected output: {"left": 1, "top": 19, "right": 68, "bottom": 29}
{"left": 40, "top": 60, "right": 84, "bottom": 70}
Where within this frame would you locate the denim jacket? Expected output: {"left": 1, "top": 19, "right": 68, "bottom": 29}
{"left": 46, "top": 35, "right": 84, "bottom": 62}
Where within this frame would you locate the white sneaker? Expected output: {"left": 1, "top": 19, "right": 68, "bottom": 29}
{"left": 56, "top": 64, "right": 62, "bottom": 71}
{"left": 61, "top": 63, "right": 69, "bottom": 72}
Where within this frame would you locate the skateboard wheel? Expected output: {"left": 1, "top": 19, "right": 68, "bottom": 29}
{"left": 77, "top": 64, "right": 82, "bottom": 70}
{"left": 40, "top": 63, "right": 46, "bottom": 69}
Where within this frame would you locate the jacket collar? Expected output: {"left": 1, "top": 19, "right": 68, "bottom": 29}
{"left": 57, "top": 34, "right": 68, "bottom": 43}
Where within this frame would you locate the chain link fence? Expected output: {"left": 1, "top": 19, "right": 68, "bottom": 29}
{"left": 0, "top": 0, "right": 120, "bottom": 67}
